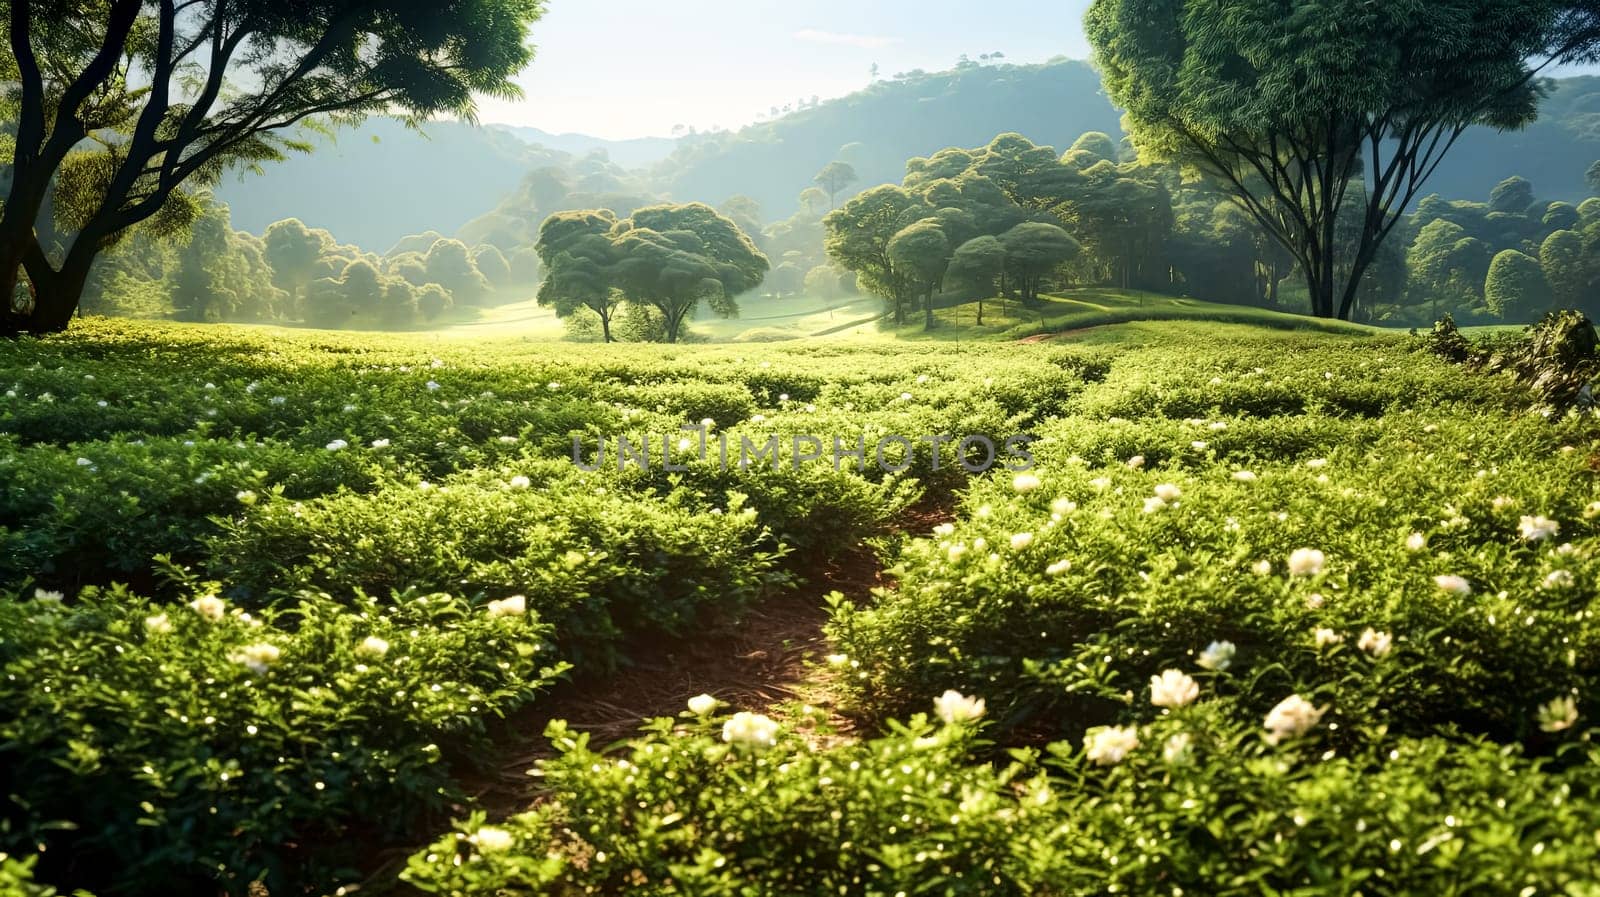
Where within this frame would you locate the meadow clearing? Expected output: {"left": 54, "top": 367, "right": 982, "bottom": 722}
{"left": 2, "top": 301, "right": 1598, "bottom": 896}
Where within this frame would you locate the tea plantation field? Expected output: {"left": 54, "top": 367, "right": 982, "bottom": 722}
{"left": 2, "top": 317, "right": 1598, "bottom": 896}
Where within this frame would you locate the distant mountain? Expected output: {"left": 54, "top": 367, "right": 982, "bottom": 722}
{"left": 211, "top": 63, "right": 1600, "bottom": 252}
{"left": 1418, "top": 76, "right": 1600, "bottom": 206}
{"left": 488, "top": 125, "right": 678, "bottom": 169}
{"left": 649, "top": 59, "right": 1128, "bottom": 216}
{"left": 214, "top": 119, "right": 566, "bottom": 250}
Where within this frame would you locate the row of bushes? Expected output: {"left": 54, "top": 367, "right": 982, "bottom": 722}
{"left": 402, "top": 697, "right": 1600, "bottom": 895}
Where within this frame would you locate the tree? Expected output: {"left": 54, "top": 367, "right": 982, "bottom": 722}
{"left": 823, "top": 184, "right": 931, "bottom": 325}
{"left": 814, "top": 161, "right": 859, "bottom": 210}
{"left": 949, "top": 235, "right": 1005, "bottom": 324}
{"left": 535, "top": 209, "right": 622, "bottom": 342}
{"left": 1539, "top": 228, "right": 1589, "bottom": 309}
{"left": 1408, "top": 219, "right": 1494, "bottom": 321}
{"left": 1489, "top": 176, "right": 1538, "bottom": 215}
{"left": 611, "top": 203, "right": 768, "bottom": 343}
{"left": 1, "top": 0, "right": 546, "bottom": 335}
{"left": 416, "top": 283, "right": 452, "bottom": 320}
{"left": 472, "top": 245, "right": 512, "bottom": 289}
{"left": 887, "top": 219, "right": 951, "bottom": 330}
{"left": 1588, "top": 160, "right": 1600, "bottom": 196}
{"left": 798, "top": 187, "right": 829, "bottom": 218}
{"left": 262, "top": 218, "right": 332, "bottom": 315}
{"left": 974, "top": 133, "right": 1078, "bottom": 211}
{"left": 424, "top": 239, "right": 490, "bottom": 306}
{"left": 1485, "top": 249, "right": 1551, "bottom": 320}
{"left": 1086, "top": 0, "right": 1583, "bottom": 320}
{"left": 1001, "top": 222, "right": 1079, "bottom": 305}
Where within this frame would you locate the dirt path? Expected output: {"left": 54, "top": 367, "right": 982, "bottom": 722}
{"left": 360, "top": 510, "right": 949, "bottom": 891}
{"left": 457, "top": 544, "right": 887, "bottom": 819}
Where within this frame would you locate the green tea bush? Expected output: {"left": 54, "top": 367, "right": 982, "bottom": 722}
{"left": 830, "top": 400, "right": 1600, "bottom": 742}
{"left": 0, "top": 585, "right": 563, "bottom": 896}
{"left": 0, "top": 436, "right": 375, "bottom": 588}
{"left": 205, "top": 464, "right": 785, "bottom": 670}
{"left": 403, "top": 698, "right": 1600, "bottom": 896}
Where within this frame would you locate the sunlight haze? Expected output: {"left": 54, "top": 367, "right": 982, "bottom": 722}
{"left": 474, "top": 0, "right": 1097, "bottom": 138}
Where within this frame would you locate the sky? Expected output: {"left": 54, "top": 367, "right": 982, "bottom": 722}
{"left": 474, "top": 0, "right": 1097, "bottom": 140}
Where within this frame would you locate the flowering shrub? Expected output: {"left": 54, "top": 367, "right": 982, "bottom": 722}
{"left": 403, "top": 697, "right": 1600, "bottom": 896}
{"left": 204, "top": 465, "right": 784, "bottom": 670}
{"left": 830, "top": 342, "right": 1600, "bottom": 743}
{"left": 0, "top": 585, "right": 563, "bottom": 895}
{"left": 403, "top": 709, "right": 1026, "bottom": 895}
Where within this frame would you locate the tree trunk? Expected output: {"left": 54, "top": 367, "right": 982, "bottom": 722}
{"left": 600, "top": 310, "right": 613, "bottom": 343}
{"left": 976, "top": 296, "right": 984, "bottom": 326}
{"left": 924, "top": 291, "right": 935, "bottom": 331}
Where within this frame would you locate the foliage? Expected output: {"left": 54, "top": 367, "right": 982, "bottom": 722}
{"left": 0, "top": 584, "right": 563, "bottom": 896}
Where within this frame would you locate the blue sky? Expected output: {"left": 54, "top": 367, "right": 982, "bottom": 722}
{"left": 474, "top": 0, "right": 1097, "bottom": 139}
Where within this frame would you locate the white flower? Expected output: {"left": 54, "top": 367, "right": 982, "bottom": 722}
{"left": 370, "top": 438, "right": 390, "bottom": 449}
{"left": 700, "top": 417, "right": 716, "bottom": 430}
{"left": 934, "top": 689, "right": 987, "bottom": 725}
{"left": 1304, "top": 592, "right": 1325, "bottom": 610}
{"left": 1537, "top": 696, "right": 1579, "bottom": 733}
{"left": 1250, "top": 560, "right": 1272, "bottom": 576}
{"left": 1232, "top": 470, "right": 1257, "bottom": 482}
{"left": 32, "top": 588, "right": 63, "bottom": 603}
{"left": 1263, "top": 694, "right": 1325, "bottom": 744}
{"left": 1491, "top": 495, "right": 1517, "bottom": 512}
{"left": 722, "top": 711, "right": 780, "bottom": 748}
{"left": 1357, "top": 628, "right": 1393, "bottom": 659}
{"left": 1153, "top": 483, "right": 1182, "bottom": 502}
{"left": 144, "top": 613, "right": 172, "bottom": 634}
{"left": 474, "top": 826, "right": 514, "bottom": 852}
{"left": 1433, "top": 575, "right": 1472, "bottom": 597}
{"left": 1519, "top": 515, "right": 1560, "bottom": 542}
{"left": 1149, "top": 669, "right": 1199, "bottom": 709}
{"left": 1009, "top": 532, "right": 1034, "bottom": 551}
{"left": 1051, "top": 497, "right": 1076, "bottom": 515}
{"left": 425, "top": 380, "right": 441, "bottom": 391}
{"left": 1162, "top": 733, "right": 1193, "bottom": 765}
{"left": 825, "top": 653, "right": 849, "bottom": 666}
{"left": 1090, "top": 476, "right": 1112, "bottom": 490}
{"left": 356, "top": 636, "right": 390, "bottom": 659}
{"left": 1197, "top": 640, "right": 1236, "bottom": 671}
{"left": 1045, "top": 559, "right": 1071, "bottom": 576}
{"left": 1125, "top": 455, "right": 1145, "bottom": 469}
{"left": 508, "top": 475, "right": 531, "bottom": 489}
{"left": 270, "top": 396, "right": 287, "bottom": 405}
{"left": 486, "top": 595, "right": 526, "bottom": 618}
{"left": 325, "top": 439, "right": 349, "bottom": 451}
{"left": 899, "top": 392, "right": 913, "bottom": 402}
{"left": 230, "top": 642, "right": 282, "bottom": 675}
{"left": 190, "top": 594, "right": 226, "bottom": 622}
{"left": 1287, "top": 548, "right": 1326, "bottom": 577}
{"left": 1543, "top": 570, "right": 1575, "bottom": 590}
{"left": 1405, "top": 532, "right": 1427, "bottom": 552}
{"left": 932, "top": 522, "right": 956, "bottom": 537}
{"left": 236, "top": 490, "right": 258, "bottom": 506}
{"left": 1190, "top": 440, "right": 1208, "bottom": 451}
{"left": 1012, "top": 473, "right": 1042, "bottom": 493}
{"left": 1083, "top": 725, "right": 1140, "bottom": 765}
{"left": 1305, "top": 458, "right": 1328, "bottom": 469}
{"left": 1142, "top": 496, "right": 1168, "bottom": 514}
{"left": 75, "top": 457, "right": 93, "bottom": 467}
{"left": 687, "top": 693, "right": 719, "bottom": 716}
{"left": 947, "top": 544, "right": 968, "bottom": 563}
{"left": 1314, "top": 628, "right": 1343, "bottom": 649}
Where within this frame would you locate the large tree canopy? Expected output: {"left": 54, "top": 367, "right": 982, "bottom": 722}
{"left": 1085, "top": 0, "right": 1594, "bottom": 320}
{"left": 1, "top": 0, "right": 546, "bottom": 334}
{"left": 536, "top": 203, "right": 768, "bottom": 343}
